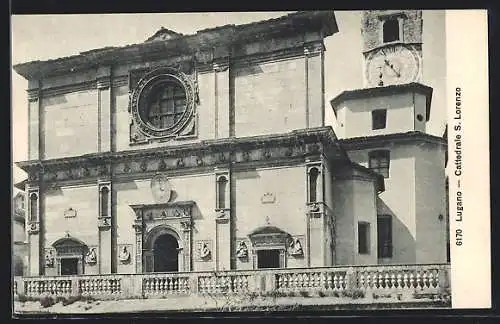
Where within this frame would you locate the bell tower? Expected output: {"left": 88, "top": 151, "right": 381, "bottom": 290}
{"left": 330, "top": 10, "right": 448, "bottom": 265}
{"left": 361, "top": 10, "right": 423, "bottom": 87}
{"left": 332, "top": 10, "right": 431, "bottom": 139}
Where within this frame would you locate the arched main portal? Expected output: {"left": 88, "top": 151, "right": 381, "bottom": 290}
{"left": 153, "top": 234, "right": 179, "bottom": 272}
{"left": 143, "top": 225, "right": 182, "bottom": 273}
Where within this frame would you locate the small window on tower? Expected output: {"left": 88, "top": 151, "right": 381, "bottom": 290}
{"left": 377, "top": 215, "right": 393, "bottom": 258}
{"left": 358, "top": 222, "right": 370, "bottom": 254}
{"left": 369, "top": 150, "right": 390, "bottom": 178}
{"left": 383, "top": 18, "right": 400, "bottom": 43}
{"left": 372, "top": 109, "right": 387, "bottom": 130}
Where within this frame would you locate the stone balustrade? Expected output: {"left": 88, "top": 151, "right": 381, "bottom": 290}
{"left": 13, "top": 263, "right": 450, "bottom": 301}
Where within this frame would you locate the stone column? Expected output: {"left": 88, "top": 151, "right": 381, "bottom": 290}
{"left": 97, "top": 67, "right": 111, "bottom": 153}
{"left": 98, "top": 180, "right": 112, "bottom": 274}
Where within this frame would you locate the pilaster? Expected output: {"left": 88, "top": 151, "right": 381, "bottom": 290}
{"left": 97, "top": 66, "right": 112, "bottom": 153}
{"left": 26, "top": 186, "right": 41, "bottom": 276}
{"left": 27, "top": 85, "right": 41, "bottom": 160}
{"left": 98, "top": 180, "right": 112, "bottom": 274}
{"left": 305, "top": 159, "right": 325, "bottom": 267}
{"left": 213, "top": 54, "right": 230, "bottom": 139}
{"left": 215, "top": 168, "right": 231, "bottom": 271}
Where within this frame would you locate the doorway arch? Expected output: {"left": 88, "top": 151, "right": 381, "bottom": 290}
{"left": 144, "top": 225, "right": 182, "bottom": 273}
{"left": 153, "top": 234, "right": 179, "bottom": 272}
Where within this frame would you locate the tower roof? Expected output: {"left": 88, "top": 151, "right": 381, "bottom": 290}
{"left": 329, "top": 82, "right": 433, "bottom": 121}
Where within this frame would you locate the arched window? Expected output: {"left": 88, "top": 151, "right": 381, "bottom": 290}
{"left": 217, "top": 176, "right": 228, "bottom": 209}
{"left": 383, "top": 18, "right": 400, "bottom": 43}
{"left": 100, "top": 187, "right": 109, "bottom": 217}
{"left": 29, "top": 193, "right": 38, "bottom": 222}
{"left": 309, "top": 168, "right": 319, "bottom": 203}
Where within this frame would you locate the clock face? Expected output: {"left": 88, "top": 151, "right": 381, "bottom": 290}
{"left": 365, "top": 45, "right": 420, "bottom": 87}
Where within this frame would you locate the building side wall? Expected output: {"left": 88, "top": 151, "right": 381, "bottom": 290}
{"left": 43, "top": 184, "right": 100, "bottom": 275}
{"left": 115, "top": 173, "right": 216, "bottom": 273}
{"left": 333, "top": 180, "right": 354, "bottom": 265}
{"left": 352, "top": 179, "right": 378, "bottom": 265}
{"left": 415, "top": 143, "right": 447, "bottom": 263}
{"left": 347, "top": 144, "right": 417, "bottom": 264}
{"left": 233, "top": 166, "right": 307, "bottom": 269}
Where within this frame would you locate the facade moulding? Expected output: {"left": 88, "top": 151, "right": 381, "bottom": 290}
{"left": 13, "top": 11, "right": 338, "bottom": 80}
{"left": 40, "top": 80, "right": 98, "bottom": 98}
{"left": 16, "top": 127, "right": 348, "bottom": 187}
{"left": 339, "top": 132, "right": 447, "bottom": 151}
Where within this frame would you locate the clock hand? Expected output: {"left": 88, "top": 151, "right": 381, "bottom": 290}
{"left": 384, "top": 59, "right": 401, "bottom": 78}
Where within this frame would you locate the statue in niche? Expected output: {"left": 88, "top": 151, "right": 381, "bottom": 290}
{"left": 236, "top": 241, "right": 248, "bottom": 259}
{"left": 45, "top": 250, "right": 55, "bottom": 268}
{"left": 119, "top": 246, "right": 131, "bottom": 263}
{"left": 199, "top": 243, "right": 211, "bottom": 259}
{"left": 85, "top": 248, "right": 97, "bottom": 265}
{"left": 289, "top": 238, "right": 303, "bottom": 256}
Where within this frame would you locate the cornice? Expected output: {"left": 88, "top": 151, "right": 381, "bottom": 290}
{"left": 16, "top": 127, "right": 347, "bottom": 187}
{"left": 340, "top": 131, "right": 447, "bottom": 151}
{"left": 330, "top": 82, "right": 433, "bottom": 121}
{"left": 13, "top": 11, "right": 338, "bottom": 81}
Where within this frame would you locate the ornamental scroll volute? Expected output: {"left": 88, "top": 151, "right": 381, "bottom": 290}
{"left": 128, "top": 65, "right": 198, "bottom": 143}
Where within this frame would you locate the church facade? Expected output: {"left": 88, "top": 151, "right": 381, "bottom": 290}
{"left": 13, "top": 10, "right": 447, "bottom": 283}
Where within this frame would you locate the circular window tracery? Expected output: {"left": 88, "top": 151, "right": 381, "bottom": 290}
{"left": 140, "top": 79, "right": 187, "bottom": 130}
{"left": 130, "top": 67, "right": 196, "bottom": 139}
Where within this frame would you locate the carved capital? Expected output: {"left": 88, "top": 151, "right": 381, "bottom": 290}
{"left": 180, "top": 219, "right": 193, "bottom": 231}
{"left": 28, "top": 222, "right": 40, "bottom": 234}
{"left": 97, "top": 77, "right": 111, "bottom": 90}
{"left": 215, "top": 208, "right": 230, "bottom": 224}
{"left": 27, "top": 89, "right": 40, "bottom": 102}
{"left": 213, "top": 60, "right": 229, "bottom": 72}
{"left": 307, "top": 202, "right": 324, "bottom": 217}
{"left": 133, "top": 222, "right": 144, "bottom": 234}
{"left": 98, "top": 217, "right": 112, "bottom": 229}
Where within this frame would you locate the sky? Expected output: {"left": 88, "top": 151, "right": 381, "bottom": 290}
{"left": 11, "top": 11, "right": 447, "bottom": 192}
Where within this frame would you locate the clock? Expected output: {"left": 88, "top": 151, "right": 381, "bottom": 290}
{"left": 365, "top": 44, "right": 421, "bottom": 87}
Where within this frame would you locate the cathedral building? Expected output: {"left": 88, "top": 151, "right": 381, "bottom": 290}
{"left": 13, "top": 10, "right": 447, "bottom": 281}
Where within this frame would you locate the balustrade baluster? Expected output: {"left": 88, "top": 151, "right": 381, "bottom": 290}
{"left": 303, "top": 273, "right": 310, "bottom": 289}
{"left": 384, "top": 273, "right": 390, "bottom": 289}
{"left": 416, "top": 272, "right": 422, "bottom": 289}
{"left": 358, "top": 272, "right": 366, "bottom": 288}
{"left": 390, "top": 273, "right": 396, "bottom": 288}
{"left": 175, "top": 277, "right": 180, "bottom": 292}
{"left": 375, "top": 272, "right": 382, "bottom": 289}
{"left": 423, "top": 271, "right": 429, "bottom": 288}
{"left": 326, "top": 273, "right": 333, "bottom": 290}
